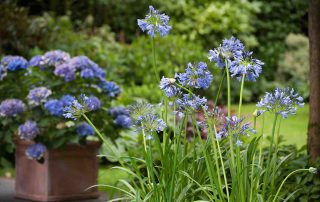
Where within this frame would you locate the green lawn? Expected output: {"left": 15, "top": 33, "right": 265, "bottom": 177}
{"left": 235, "top": 103, "right": 309, "bottom": 148}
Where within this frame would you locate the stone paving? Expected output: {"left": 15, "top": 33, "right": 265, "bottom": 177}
{"left": 0, "top": 178, "right": 108, "bottom": 202}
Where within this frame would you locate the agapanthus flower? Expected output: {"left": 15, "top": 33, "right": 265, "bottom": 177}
{"left": 99, "top": 80, "right": 121, "bottom": 98}
{"left": 129, "top": 101, "right": 154, "bottom": 123}
{"left": 256, "top": 88, "right": 304, "bottom": 118}
{"left": 54, "top": 63, "right": 76, "bottom": 82}
{"left": 175, "top": 62, "right": 213, "bottom": 89}
{"left": 115, "top": 115, "right": 133, "bottom": 129}
{"left": 76, "top": 122, "right": 94, "bottom": 137}
{"left": 44, "top": 99, "right": 64, "bottom": 116}
{"left": 229, "top": 51, "right": 264, "bottom": 82}
{"left": 1, "top": 56, "right": 28, "bottom": 71}
{"left": 26, "top": 143, "right": 47, "bottom": 160}
{"left": 41, "top": 50, "right": 70, "bottom": 66}
{"left": 0, "top": 99, "right": 26, "bottom": 117}
{"left": 176, "top": 94, "right": 208, "bottom": 111}
{"left": 27, "top": 87, "right": 52, "bottom": 106}
{"left": 108, "top": 107, "right": 130, "bottom": 118}
{"left": 136, "top": 114, "right": 166, "bottom": 133}
{"left": 137, "top": 5, "right": 172, "bottom": 37}
{"left": 18, "top": 120, "right": 39, "bottom": 140}
{"left": 208, "top": 36, "right": 244, "bottom": 69}
{"left": 159, "top": 77, "right": 180, "bottom": 97}
{"left": 63, "top": 94, "right": 100, "bottom": 120}
{"left": 218, "top": 116, "right": 255, "bottom": 145}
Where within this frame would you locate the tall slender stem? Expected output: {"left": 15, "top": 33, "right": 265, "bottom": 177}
{"left": 238, "top": 74, "right": 246, "bottom": 117}
{"left": 152, "top": 37, "right": 159, "bottom": 83}
{"left": 213, "top": 69, "right": 226, "bottom": 109}
{"left": 272, "top": 169, "right": 309, "bottom": 202}
{"left": 225, "top": 62, "right": 231, "bottom": 117}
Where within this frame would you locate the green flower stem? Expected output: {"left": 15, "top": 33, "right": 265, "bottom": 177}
{"left": 272, "top": 169, "right": 310, "bottom": 202}
{"left": 82, "top": 114, "right": 117, "bottom": 157}
{"left": 262, "top": 113, "right": 278, "bottom": 198}
{"left": 175, "top": 83, "right": 195, "bottom": 95}
{"left": 238, "top": 74, "right": 246, "bottom": 117}
{"left": 225, "top": 60, "right": 236, "bottom": 198}
{"left": 203, "top": 109, "right": 228, "bottom": 201}
{"left": 152, "top": 37, "right": 159, "bottom": 83}
{"left": 270, "top": 117, "right": 282, "bottom": 193}
{"left": 213, "top": 69, "right": 226, "bottom": 109}
{"left": 249, "top": 116, "right": 258, "bottom": 202}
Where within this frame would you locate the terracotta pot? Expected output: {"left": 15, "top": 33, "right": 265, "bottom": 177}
{"left": 15, "top": 140, "right": 101, "bottom": 202}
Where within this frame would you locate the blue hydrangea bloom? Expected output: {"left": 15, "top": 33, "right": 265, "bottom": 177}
{"left": 27, "top": 87, "right": 52, "bottom": 106}
{"left": 108, "top": 107, "right": 130, "bottom": 118}
{"left": 84, "top": 95, "right": 101, "bottom": 111}
{"left": 257, "top": 88, "right": 304, "bottom": 118}
{"left": 76, "top": 122, "right": 94, "bottom": 137}
{"left": 41, "top": 50, "right": 70, "bottom": 66}
{"left": 26, "top": 143, "right": 47, "bottom": 160}
{"left": 1, "top": 56, "right": 28, "bottom": 71}
{"left": 99, "top": 80, "right": 121, "bottom": 98}
{"left": 137, "top": 5, "right": 172, "bottom": 37}
{"left": 176, "top": 94, "right": 208, "bottom": 111}
{"left": 28, "top": 55, "right": 44, "bottom": 69}
{"left": 69, "top": 56, "right": 106, "bottom": 79}
{"left": 229, "top": 51, "right": 264, "bottom": 82}
{"left": 80, "top": 68, "right": 95, "bottom": 79}
{"left": 44, "top": 99, "right": 64, "bottom": 116}
{"left": 115, "top": 115, "right": 133, "bottom": 129}
{"left": 18, "top": 120, "right": 39, "bottom": 140}
{"left": 54, "top": 63, "right": 76, "bottom": 82}
{"left": 208, "top": 36, "right": 244, "bottom": 69}
{"left": 159, "top": 77, "right": 180, "bottom": 97}
{"left": 0, "top": 99, "right": 26, "bottom": 117}
{"left": 175, "top": 62, "right": 213, "bottom": 89}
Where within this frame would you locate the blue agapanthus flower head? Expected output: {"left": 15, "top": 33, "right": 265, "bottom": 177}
{"left": 44, "top": 99, "right": 64, "bottom": 116}
{"left": 1, "top": 56, "right": 28, "bottom": 71}
{"left": 208, "top": 36, "right": 244, "bottom": 69}
{"left": 41, "top": 50, "right": 70, "bottom": 67}
{"left": 63, "top": 94, "right": 100, "bottom": 120}
{"left": 176, "top": 94, "right": 208, "bottom": 111}
{"left": 257, "top": 88, "right": 304, "bottom": 118}
{"left": 129, "top": 100, "right": 154, "bottom": 123}
{"left": 76, "top": 122, "right": 94, "bottom": 137}
{"left": 18, "top": 120, "right": 39, "bottom": 140}
{"left": 115, "top": 115, "right": 133, "bottom": 129}
{"left": 99, "top": 80, "right": 121, "bottom": 98}
{"left": 108, "top": 107, "right": 130, "bottom": 118}
{"left": 0, "top": 99, "right": 26, "bottom": 117}
{"left": 137, "top": 5, "right": 172, "bottom": 37}
{"left": 175, "top": 62, "right": 213, "bottom": 89}
{"left": 229, "top": 51, "right": 264, "bottom": 82}
{"left": 54, "top": 63, "right": 76, "bottom": 82}
{"left": 136, "top": 114, "right": 166, "bottom": 133}
{"left": 159, "top": 77, "right": 180, "bottom": 97}
{"left": 27, "top": 87, "right": 52, "bottom": 106}
{"left": 218, "top": 116, "right": 255, "bottom": 146}
{"left": 26, "top": 143, "right": 47, "bottom": 160}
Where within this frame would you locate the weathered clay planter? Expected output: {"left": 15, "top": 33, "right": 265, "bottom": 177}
{"left": 15, "top": 140, "right": 101, "bottom": 202}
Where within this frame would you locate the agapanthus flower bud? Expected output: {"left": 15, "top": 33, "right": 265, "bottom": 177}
{"left": 159, "top": 77, "right": 180, "bottom": 97}
{"left": 309, "top": 167, "right": 318, "bottom": 174}
{"left": 137, "top": 5, "right": 172, "bottom": 37}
